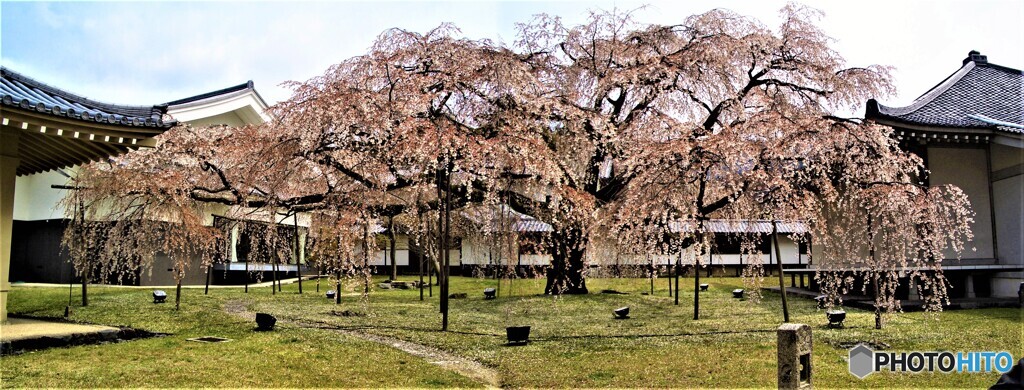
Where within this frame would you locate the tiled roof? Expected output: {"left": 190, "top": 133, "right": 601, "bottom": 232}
{"left": 461, "top": 205, "right": 554, "bottom": 233}
{"left": 1, "top": 67, "right": 175, "bottom": 128}
{"left": 670, "top": 220, "right": 808, "bottom": 234}
{"left": 865, "top": 51, "right": 1023, "bottom": 134}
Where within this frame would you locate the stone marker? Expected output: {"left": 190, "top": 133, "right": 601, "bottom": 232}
{"left": 777, "top": 323, "right": 812, "bottom": 389}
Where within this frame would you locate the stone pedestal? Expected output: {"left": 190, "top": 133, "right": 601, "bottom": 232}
{"left": 777, "top": 323, "right": 812, "bottom": 389}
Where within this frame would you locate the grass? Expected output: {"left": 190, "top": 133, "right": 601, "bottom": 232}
{"left": 3, "top": 275, "right": 1021, "bottom": 388}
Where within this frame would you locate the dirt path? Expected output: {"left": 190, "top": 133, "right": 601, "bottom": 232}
{"left": 222, "top": 300, "right": 501, "bottom": 388}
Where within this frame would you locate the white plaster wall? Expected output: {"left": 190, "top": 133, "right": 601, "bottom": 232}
{"left": 13, "top": 168, "right": 74, "bottom": 221}
{"left": 518, "top": 254, "right": 552, "bottom": 266}
{"left": 461, "top": 236, "right": 530, "bottom": 266}
{"left": 993, "top": 175, "right": 1023, "bottom": 268}
{"left": 371, "top": 250, "right": 410, "bottom": 266}
{"left": 928, "top": 147, "right": 994, "bottom": 259}
{"left": 991, "top": 271, "right": 1023, "bottom": 298}
{"left": 460, "top": 236, "right": 492, "bottom": 265}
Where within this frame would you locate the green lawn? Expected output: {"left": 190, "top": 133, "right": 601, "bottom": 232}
{"left": 3, "top": 276, "right": 1021, "bottom": 388}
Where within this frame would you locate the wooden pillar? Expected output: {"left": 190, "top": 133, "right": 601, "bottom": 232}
{"left": 0, "top": 128, "right": 20, "bottom": 323}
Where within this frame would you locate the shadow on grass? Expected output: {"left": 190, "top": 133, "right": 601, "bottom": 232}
{"left": 285, "top": 315, "right": 776, "bottom": 341}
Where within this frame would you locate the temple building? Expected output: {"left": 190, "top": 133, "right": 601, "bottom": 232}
{"left": 1, "top": 68, "right": 272, "bottom": 314}
{"left": 865, "top": 50, "right": 1023, "bottom": 299}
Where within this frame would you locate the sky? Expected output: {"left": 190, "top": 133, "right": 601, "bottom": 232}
{"left": 2, "top": 1, "right": 1022, "bottom": 114}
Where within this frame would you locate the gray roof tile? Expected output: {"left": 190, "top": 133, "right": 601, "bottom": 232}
{"left": 866, "top": 52, "right": 1023, "bottom": 134}
{"left": 0, "top": 67, "right": 176, "bottom": 128}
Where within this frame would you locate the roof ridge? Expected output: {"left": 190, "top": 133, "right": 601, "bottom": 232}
{"left": 880, "top": 61, "right": 976, "bottom": 117}
{"left": 164, "top": 80, "right": 255, "bottom": 106}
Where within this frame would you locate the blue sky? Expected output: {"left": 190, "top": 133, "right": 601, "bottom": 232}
{"left": 2, "top": 1, "right": 1022, "bottom": 112}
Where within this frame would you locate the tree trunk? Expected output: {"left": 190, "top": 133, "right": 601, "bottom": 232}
{"left": 175, "top": 278, "right": 182, "bottom": 310}
{"left": 544, "top": 228, "right": 588, "bottom": 295}
{"left": 772, "top": 221, "right": 790, "bottom": 323}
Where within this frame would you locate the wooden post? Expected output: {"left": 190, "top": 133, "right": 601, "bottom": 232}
{"left": 79, "top": 202, "right": 89, "bottom": 307}
{"left": 175, "top": 280, "right": 182, "bottom": 310}
{"left": 271, "top": 253, "right": 278, "bottom": 295}
{"left": 335, "top": 271, "right": 342, "bottom": 305}
{"left": 294, "top": 216, "right": 303, "bottom": 294}
{"left": 649, "top": 255, "right": 655, "bottom": 295}
{"left": 773, "top": 221, "right": 790, "bottom": 323}
{"left": 388, "top": 217, "right": 398, "bottom": 281}
{"left": 204, "top": 263, "right": 211, "bottom": 295}
{"left": 81, "top": 261, "right": 89, "bottom": 307}
{"left": 363, "top": 221, "right": 370, "bottom": 295}
{"left": 694, "top": 254, "right": 701, "bottom": 320}
{"left": 419, "top": 240, "right": 425, "bottom": 301}
{"left": 441, "top": 168, "right": 452, "bottom": 331}
{"left": 674, "top": 252, "right": 680, "bottom": 305}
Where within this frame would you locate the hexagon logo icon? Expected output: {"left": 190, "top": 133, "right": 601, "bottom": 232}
{"left": 849, "top": 343, "right": 875, "bottom": 379}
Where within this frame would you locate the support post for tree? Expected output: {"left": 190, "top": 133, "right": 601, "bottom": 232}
{"left": 872, "top": 270, "right": 881, "bottom": 329}
{"left": 694, "top": 231, "right": 705, "bottom": 320}
{"left": 440, "top": 167, "right": 452, "bottom": 331}
{"left": 78, "top": 201, "right": 89, "bottom": 307}
{"left": 335, "top": 271, "right": 342, "bottom": 305}
{"left": 204, "top": 263, "right": 211, "bottom": 295}
{"left": 772, "top": 220, "right": 790, "bottom": 323}
{"left": 649, "top": 255, "right": 655, "bottom": 295}
{"left": 867, "top": 216, "right": 882, "bottom": 330}
{"left": 294, "top": 216, "right": 303, "bottom": 294}
{"left": 65, "top": 272, "right": 73, "bottom": 318}
{"left": 419, "top": 249, "right": 425, "bottom": 301}
{"left": 175, "top": 278, "right": 182, "bottom": 310}
{"left": 244, "top": 251, "right": 249, "bottom": 294}
{"left": 81, "top": 261, "right": 88, "bottom": 307}
{"left": 363, "top": 220, "right": 370, "bottom": 295}
{"left": 667, "top": 263, "right": 672, "bottom": 296}
{"left": 674, "top": 252, "right": 680, "bottom": 305}
{"left": 694, "top": 255, "right": 701, "bottom": 320}
{"left": 388, "top": 216, "right": 398, "bottom": 281}
{"left": 271, "top": 256, "right": 278, "bottom": 295}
